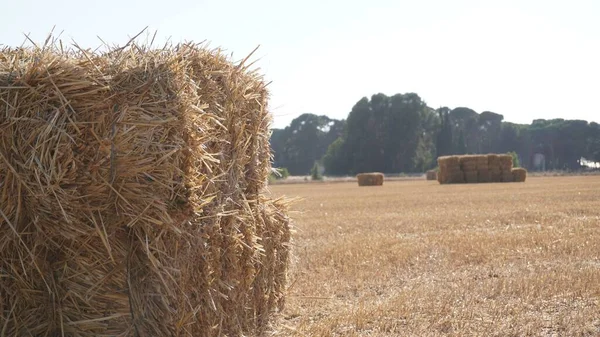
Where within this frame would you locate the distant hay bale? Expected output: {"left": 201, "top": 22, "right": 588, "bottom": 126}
{"left": 459, "top": 155, "right": 478, "bottom": 170}
{"left": 438, "top": 154, "right": 517, "bottom": 184}
{"left": 438, "top": 155, "right": 460, "bottom": 168}
{"left": 437, "top": 156, "right": 464, "bottom": 184}
{"left": 0, "top": 40, "right": 291, "bottom": 336}
{"left": 498, "top": 154, "right": 513, "bottom": 170}
{"left": 477, "top": 169, "right": 491, "bottom": 183}
{"left": 464, "top": 171, "right": 479, "bottom": 183}
{"left": 502, "top": 172, "right": 514, "bottom": 182}
{"left": 512, "top": 168, "right": 527, "bottom": 182}
{"left": 476, "top": 156, "right": 489, "bottom": 170}
{"left": 426, "top": 170, "right": 438, "bottom": 180}
{"left": 357, "top": 172, "right": 384, "bottom": 186}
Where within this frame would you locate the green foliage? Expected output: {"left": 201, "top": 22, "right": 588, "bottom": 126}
{"left": 508, "top": 151, "right": 520, "bottom": 168}
{"left": 322, "top": 137, "right": 347, "bottom": 176}
{"left": 270, "top": 93, "right": 600, "bottom": 175}
{"left": 311, "top": 163, "right": 322, "bottom": 181}
{"left": 322, "top": 92, "right": 438, "bottom": 175}
{"left": 270, "top": 114, "right": 344, "bottom": 176}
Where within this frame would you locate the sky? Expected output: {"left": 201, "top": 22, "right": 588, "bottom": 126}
{"left": 1, "top": 0, "right": 598, "bottom": 129}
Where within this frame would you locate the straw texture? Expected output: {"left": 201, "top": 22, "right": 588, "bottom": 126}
{"left": 356, "top": 172, "right": 384, "bottom": 186}
{"left": 426, "top": 170, "right": 437, "bottom": 181}
{"left": 437, "top": 156, "right": 464, "bottom": 184}
{"left": 0, "top": 39, "right": 291, "bottom": 336}
{"left": 437, "top": 154, "right": 524, "bottom": 185}
{"left": 512, "top": 168, "right": 527, "bottom": 182}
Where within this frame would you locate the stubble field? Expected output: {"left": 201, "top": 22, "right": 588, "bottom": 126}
{"left": 267, "top": 176, "right": 600, "bottom": 336}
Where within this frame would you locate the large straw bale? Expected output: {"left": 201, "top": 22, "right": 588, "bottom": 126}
{"left": 502, "top": 172, "right": 514, "bottom": 182}
{"left": 459, "top": 155, "right": 478, "bottom": 171}
{"left": 426, "top": 170, "right": 438, "bottom": 180}
{"left": 438, "top": 155, "right": 460, "bottom": 168}
{"left": 487, "top": 154, "right": 500, "bottom": 168}
{"left": 464, "top": 171, "right": 479, "bottom": 183}
{"left": 478, "top": 169, "right": 491, "bottom": 183}
{"left": 476, "top": 160, "right": 488, "bottom": 171}
{"left": 437, "top": 156, "right": 464, "bottom": 184}
{"left": 498, "top": 154, "right": 513, "bottom": 170}
{"left": 0, "top": 41, "right": 291, "bottom": 336}
{"left": 512, "top": 168, "right": 527, "bottom": 182}
{"left": 357, "top": 172, "right": 384, "bottom": 186}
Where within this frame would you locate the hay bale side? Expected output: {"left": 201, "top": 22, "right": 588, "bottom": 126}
{"left": 476, "top": 155, "right": 489, "bottom": 170}
{"left": 437, "top": 156, "right": 463, "bottom": 184}
{"left": 512, "top": 168, "right": 527, "bottom": 182}
{"left": 426, "top": 170, "right": 438, "bottom": 181}
{"left": 0, "top": 42, "right": 291, "bottom": 337}
{"left": 459, "top": 155, "right": 478, "bottom": 171}
{"left": 357, "top": 172, "right": 384, "bottom": 186}
{"left": 464, "top": 171, "right": 479, "bottom": 183}
{"left": 478, "top": 169, "right": 491, "bottom": 183}
{"left": 498, "top": 154, "right": 513, "bottom": 170}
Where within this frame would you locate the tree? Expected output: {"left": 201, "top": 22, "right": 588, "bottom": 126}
{"left": 436, "top": 107, "right": 453, "bottom": 156}
{"left": 322, "top": 137, "right": 347, "bottom": 176}
{"left": 324, "top": 93, "right": 434, "bottom": 175}
{"left": 270, "top": 113, "right": 344, "bottom": 175}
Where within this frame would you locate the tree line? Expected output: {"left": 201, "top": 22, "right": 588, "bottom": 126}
{"left": 270, "top": 92, "right": 600, "bottom": 176}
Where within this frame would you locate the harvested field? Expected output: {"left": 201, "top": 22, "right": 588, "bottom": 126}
{"left": 268, "top": 176, "right": 600, "bottom": 336}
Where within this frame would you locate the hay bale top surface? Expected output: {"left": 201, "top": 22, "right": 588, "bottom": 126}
{"left": 459, "top": 155, "right": 479, "bottom": 164}
{"left": 356, "top": 172, "right": 384, "bottom": 178}
{"left": 438, "top": 156, "right": 460, "bottom": 167}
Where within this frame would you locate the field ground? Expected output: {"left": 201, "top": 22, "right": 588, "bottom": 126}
{"left": 267, "top": 176, "right": 600, "bottom": 336}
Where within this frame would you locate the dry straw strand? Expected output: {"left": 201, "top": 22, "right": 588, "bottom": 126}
{"left": 0, "top": 36, "right": 291, "bottom": 336}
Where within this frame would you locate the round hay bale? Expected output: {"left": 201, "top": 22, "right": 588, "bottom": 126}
{"left": 357, "top": 172, "right": 384, "bottom": 186}
{"left": 426, "top": 170, "right": 438, "bottom": 181}
{"left": 512, "top": 168, "right": 527, "bottom": 182}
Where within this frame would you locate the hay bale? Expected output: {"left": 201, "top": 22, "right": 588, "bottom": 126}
{"left": 426, "top": 170, "right": 438, "bottom": 180}
{"left": 498, "top": 154, "right": 513, "bottom": 170}
{"left": 464, "top": 171, "right": 479, "bottom": 183}
{"left": 476, "top": 155, "right": 489, "bottom": 169}
{"left": 0, "top": 41, "right": 291, "bottom": 336}
{"left": 477, "top": 169, "right": 491, "bottom": 183}
{"left": 357, "top": 172, "right": 384, "bottom": 186}
{"left": 502, "top": 173, "right": 514, "bottom": 182}
{"left": 437, "top": 156, "right": 463, "bottom": 184}
{"left": 487, "top": 154, "right": 500, "bottom": 169}
{"left": 438, "top": 155, "right": 460, "bottom": 168}
{"left": 459, "top": 155, "right": 478, "bottom": 171}
{"left": 512, "top": 168, "right": 527, "bottom": 182}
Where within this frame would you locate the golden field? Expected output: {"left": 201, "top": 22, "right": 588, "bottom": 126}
{"left": 267, "top": 176, "right": 600, "bottom": 336}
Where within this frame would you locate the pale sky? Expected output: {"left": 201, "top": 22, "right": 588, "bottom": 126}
{"left": 1, "top": 0, "right": 598, "bottom": 128}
